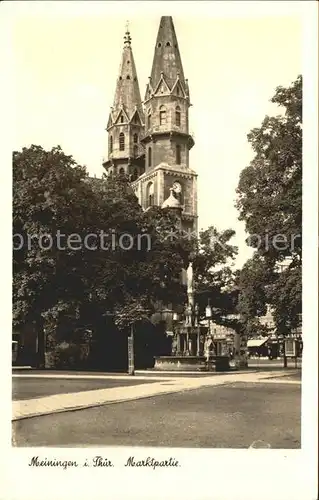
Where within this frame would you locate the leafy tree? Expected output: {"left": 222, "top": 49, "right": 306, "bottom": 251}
{"left": 191, "top": 226, "right": 240, "bottom": 330}
{"left": 236, "top": 76, "right": 302, "bottom": 334}
{"left": 13, "top": 146, "right": 191, "bottom": 367}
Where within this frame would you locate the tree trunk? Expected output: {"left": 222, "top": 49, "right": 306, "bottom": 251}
{"left": 283, "top": 338, "right": 287, "bottom": 368}
{"left": 36, "top": 317, "right": 45, "bottom": 369}
{"left": 128, "top": 323, "right": 135, "bottom": 376}
{"left": 234, "top": 331, "right": 248, "bottom": 369}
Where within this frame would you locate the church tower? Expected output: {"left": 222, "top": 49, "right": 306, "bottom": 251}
{"left": 131, "top": 16, "right": 198, "bottom": 235}
{"left": 103, "top": 27, "right": 145, "bottom": 180}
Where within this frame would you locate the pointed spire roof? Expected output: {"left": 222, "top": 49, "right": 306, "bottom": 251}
{"left": 150, "top": 16, "right": 185, "bottom": 90}
{"left": 112, "top": 24, "right": 143, "bottom": 121}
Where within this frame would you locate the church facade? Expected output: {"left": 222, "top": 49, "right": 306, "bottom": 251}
{"left": 103, "top": 16, "right": 198, "bottom": 235}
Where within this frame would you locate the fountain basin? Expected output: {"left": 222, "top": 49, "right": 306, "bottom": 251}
{"left": 153, "top": 355, "right": 230, "bottom": 372}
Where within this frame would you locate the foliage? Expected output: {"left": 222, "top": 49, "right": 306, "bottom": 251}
{"left": 190, "top": 226, "right": 240, "bottom": 331}
{"left": 12, "top": 147, "right": 192, "bottom": 356}
{"left": 236, "top": 76, "right": 302, "bottom": 333}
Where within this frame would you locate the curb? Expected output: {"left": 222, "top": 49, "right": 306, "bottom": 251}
{"left": 12, "top": 370, "right": 300, "bottom": 423}
{"left": 12, "top": 379, "right": 232, "bottom": 422}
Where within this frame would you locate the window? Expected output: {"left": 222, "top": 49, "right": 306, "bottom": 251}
{"left": 146, "top": 182, "right": 154, "bottom": 207}
{"left": 148, "top": 147, "right": 152, "bottom": 167}
{"left": 109, "top": 136, "right": 113, "bottom": 154}
{"left": 119, "top": 167, "right": 125, "bottom": 176}
{"left": 158, "top": 42, "right": 162, "bottom": 48}
{"left": 133, "top": 145, "right": 138, "bottom": 157}
{"left": 159, "top": 105, "right": 166, "bottom": 125}
{"left": 147, "top": 111, "right": 151, "bottom": 129}
{"left": 126, "top": 75, "right": 130, "bottom": 79}
{"left": 175, "top": 106, "right": 181, "bottom": 126}
{"left": 176, "top": 86, "right": 180, "bottom": 96}
{"left": 120, "top": 115, "right": 124, "bottom": 123}
{"left": 176, "top": 144, "right": 181, "bottom": 165}
{"left": 166, "top": 42, "right": 171, "bottom": 47}
{"left": 133, "top": 133, "right": 138, "bottom": 144}
{"left": 119, "top": 133, "right": 125, "bottom": 151}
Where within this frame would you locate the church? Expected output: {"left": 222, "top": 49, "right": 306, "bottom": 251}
{"left": 103, "top": 16, "right": 198, "bottom": 235}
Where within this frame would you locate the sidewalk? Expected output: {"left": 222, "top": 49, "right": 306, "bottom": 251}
{"left": 12, "top": 369, "right": 300, "bottom": 421}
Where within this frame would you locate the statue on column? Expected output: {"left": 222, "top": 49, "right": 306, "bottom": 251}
{"left": 186, "top": 261, "right": 194, "bottom": 302}
{"left": 194, "top": 303, "right": 199, "bottom": 327}
{"left": 184, "top": 303, "right": 192, "bottom": 326}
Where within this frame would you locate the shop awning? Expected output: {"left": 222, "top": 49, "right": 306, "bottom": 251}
{"left": 247, "top": 338, "right": 268, "bottom": 348}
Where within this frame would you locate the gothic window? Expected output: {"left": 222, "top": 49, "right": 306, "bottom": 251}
{"left": 147, "top": 110, "right": 151, "bottom": 129}
{"left": 176, "top": 144, "right": 181, "bottom": 165}
{"left": 133, "top": 145, "right": 138, "bottom": 157}
{"left": 133, "top": 133, "right": 138, "bottom": 144}
{"left": 176, "top": 86, "right": 180, "bottom": 96}
{"left": 109, "top": 136, "right": 113, "bottom": 154}
{"left": 119, "top": 167, "right": 125, "bottom": 176}
{"left": 119, "top": 133, "right": 125, "bottom": 151}
{"left": 175, "top": 106, "right": 181, "bottom": 126}
{"left": 146, "top": 182, "right": 154, "bottom": 207}
{"left": 159, "top": 105, "right": 166, "bottom": 125}
{"left": 166, "top": 42, "right": 171, "bottom": 47}
{"left": 120, "top": 115, "right": 124, "bottom": 123}
{"left": 126, "top": 75, "right": 130, "bottom": 79}
{"left": 148, "top": 147, "right": 152, "bottom": 167}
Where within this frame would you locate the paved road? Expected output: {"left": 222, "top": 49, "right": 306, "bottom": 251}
{"left": 13, "top": 381, "right": 300, "bottom": 448}
{"left": 12, "top": 377, "right": 157, "bottom": 401}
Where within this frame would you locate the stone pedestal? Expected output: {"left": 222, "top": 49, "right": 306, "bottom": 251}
{"left": 154, "top": 355, "right": 230, "bottom": 372}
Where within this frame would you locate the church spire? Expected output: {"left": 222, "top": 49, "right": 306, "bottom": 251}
{"left": 103, "top": 23, "right": 145, "bottom": 180}
{"left": 111, "top": 23, "right": 143, "bottom": 122}
{"left": 148, "top": 16, "right": 186, "bottom": 94}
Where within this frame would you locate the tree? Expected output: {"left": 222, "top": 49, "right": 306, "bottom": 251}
{"left": 192, "top": 225, "right": 240, "bottom": 329}
{"left": 13, "top": 146, "right": 192, "bottom": 367}
{"left": 236, "top": 76, "right": 302, "bottom": 335}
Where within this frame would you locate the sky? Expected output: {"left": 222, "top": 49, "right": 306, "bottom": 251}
{"left": 10, "top": 1, "right": 302, "bottom": 267}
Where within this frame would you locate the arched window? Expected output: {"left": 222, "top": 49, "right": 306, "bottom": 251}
{"left": 109, "top": 136, "right": 113, "bottom": 154}
{"left": 120, "top": 115, "right": 124, "bottom": 123}
{"left": 133, "top": 145, "right": 138, "bottom": 157}
{"left": 148, "top": 147, "right": 152, "bottom": 167}
{"left": 146, "top": 182, "right": 154, "bottom": 207}
{"left": 119, "top": 167, "right": 125, "bottom": 176}
{"left": 119, "top": 133, "right": 125, "bottom": 151}
{"left": 147, "top": 110, "right": 151, "bottom": 129}
{"left": 133, "top": 133, "right": 138, "bottom": 144}
{"left": 176, "top": 144, "right": 181, "bottom": 165}
{"left": 159, "top": 105, "right": 166, "bottom": 125}
{"left": 175, "top": 106, "right": 181, "bottom": 127}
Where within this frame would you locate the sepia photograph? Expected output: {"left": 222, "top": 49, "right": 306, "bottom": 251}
{"left": 3, "top": 1, "right": 318, "bottom": 499}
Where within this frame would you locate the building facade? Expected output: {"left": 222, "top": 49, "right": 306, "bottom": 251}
{"left": 103, "top": 16, "right": 198, "bottom": 234}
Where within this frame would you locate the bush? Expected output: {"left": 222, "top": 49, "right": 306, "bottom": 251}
{"left": 49, "top": 342, "right": 89, "bottom": 369}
